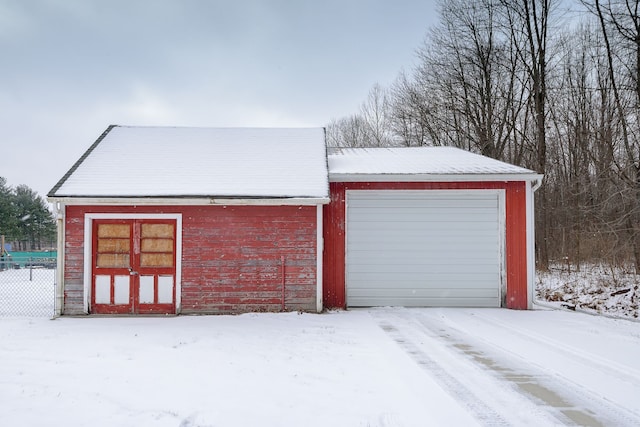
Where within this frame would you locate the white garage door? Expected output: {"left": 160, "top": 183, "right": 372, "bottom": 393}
{"left": 346, "top": 190, "right": 503, "bottom": 307}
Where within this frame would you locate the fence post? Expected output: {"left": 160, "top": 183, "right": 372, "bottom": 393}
{"left": 1, "top": 235, "right": 5, "bottom": 271}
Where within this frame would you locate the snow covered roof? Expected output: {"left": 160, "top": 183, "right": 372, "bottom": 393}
{"left": 328, "top": 147, "right": 540, "bottom": 181}
{"left": 49, "top": 126, "right": 329, "bottom": 202}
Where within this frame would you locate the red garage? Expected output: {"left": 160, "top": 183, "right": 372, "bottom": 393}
{"left": 323, "top": 147, "right": 542, "bottom": 310}
{"left": 49, "top": 126, "right": 541, "bottom": 315}
{"left": 48, "top": 126, "right": 329, "bottom": 315}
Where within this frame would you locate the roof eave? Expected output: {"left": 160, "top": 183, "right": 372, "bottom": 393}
{"left": 329, "top": 173, "right": 544, "bottom": 183}
{"left": 47, "top": 196, "right": 330, "bottom": 206}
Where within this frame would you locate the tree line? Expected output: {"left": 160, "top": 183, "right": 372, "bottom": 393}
{"left": 0, "top": 177, "right": 56, "bottom": 252}
{"left": 327, "top": 0, "right": 640, "bottom": 273}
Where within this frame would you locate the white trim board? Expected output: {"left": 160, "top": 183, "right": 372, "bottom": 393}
{"left": 526, "top": 180, "right": 536, "bottom": 309}
{"left": 330, "top": 173, "right": 543, "bottom": 183}
{"left": 50, "top": 197, "right": 329, "bottom": 206}
{"left": 316, "top": 205, "right": 323, "bottom": 313}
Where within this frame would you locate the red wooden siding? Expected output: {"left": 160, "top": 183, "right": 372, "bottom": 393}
{"left": 63, "top": 205, "right": 318, "bottom": 314}
{"left": 323, "top": 183, "right": 347, "bottom": 309}
{"left": 180, "top": 205, "right": 317, "bottom": 313}
{"left": 323, "top": 181, "right": 530, "bottom": 309}
{"left": 505, "top": 181, "right": 528, "bottom": 309}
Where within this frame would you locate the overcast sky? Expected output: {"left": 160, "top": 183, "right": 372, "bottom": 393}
{"left": 1, "top": 0, "right": 438, "bottom": 198}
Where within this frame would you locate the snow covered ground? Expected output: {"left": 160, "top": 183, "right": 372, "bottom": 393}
{"left": 2, "top": 266, "right": 639, "bottom": 425}
{"left": 1, "top": 307, "right": 639, "bottom": 427}
{"left": 537, "top": 264, "right": 639, "bottom": 319}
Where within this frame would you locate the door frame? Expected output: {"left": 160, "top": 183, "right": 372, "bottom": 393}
{"left": 83, "top": 213, "right": 183, "bottom": 314}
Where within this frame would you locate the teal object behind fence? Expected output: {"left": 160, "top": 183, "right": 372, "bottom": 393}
{"left": 2, "top": 251, "right": 57, "bottom": 268}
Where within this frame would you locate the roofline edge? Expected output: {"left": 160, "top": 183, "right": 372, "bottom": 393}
{"left": 328, "top": 173, "right": 544, "bottom": 183}
{"left": 47, "top": 196, "right": 330, "bottom": 206}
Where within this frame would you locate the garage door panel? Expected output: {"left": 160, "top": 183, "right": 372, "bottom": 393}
{"left": 349, "top": 280, "right": 501, "bottom": 290}
{"left": 350, "top": 194, "right": 497, "bottom": 205}
{"left": 352, "top": 204, "right": 497, "bottom": 212}
{"left": 348, "top": 290, "right": 499, "bottom": 307}
{"left": 349, "top": 223, "right": 498, "bottom": 234}
{"left": 348, "top": 233, "right": 499, "bottom": 244}
{"left": 349, "top": 248, "right": 498, "bottom": 267}
{"left": 348, "top": 222, "right": 499, "bottom": 234}
{"left": 350, "top": 212, "right": 498, "bottom": 223}
{"left": 348, "top": 237, "right": 498, "bottom": 247}
{"left": 349, "top": 287, "right": 498, "bottom": 297}
{"left": 350, "top": 204, "right": 498, "bottom": 213}
{"left": 346, "top": 190, "right": 503, "bottom": 307}
{"left": 349, "top": 260, "right": 501, "bottom": 275}
{"left": 349, "top": 246, "right": 499, "bottom": 256}
{"left": 349, "top": 218, "right": 498, "bottom": 227}
{"left": 348, "top": 263, "right": 501, "bottom": 275}
{"left": 349, "top": 223, "right": 500, "bottom": 235}
{"left": 348, "top": 261, "right": 500, "bottom": 271}
{"left": 351, "top": 198, "right": 497, "bottom": 206}
{"left": 348, "top": 296, "right": 498, "bottom": 308}
{"left": 348, "top": 279, "right": 499, "bottom": 290}
{"left": 348, "top": 243, "right": 499, "bottom": 254}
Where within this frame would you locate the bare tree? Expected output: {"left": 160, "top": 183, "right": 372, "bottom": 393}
{"left": 580, "top": 0, "right": 640, "bottom": 271}
{"left": 389, "top": 72, "right": 431, "bottom": 146}
{"left": 326, "top": 84, "right": 396, "bottom": 148}
{"left": 391, "top": 0, "right": 531, "bottom": 160}
{"left": 500, "top": 0, "right": 556, "bottom": 269}
{"left": 360, "top": 83, "right": 395, "bottom": 147}
{"left": 326, "top": 114, "right": 370, "bottom": 148}
{"left": 544, "top": 22, "right": 614, "bottom": 266}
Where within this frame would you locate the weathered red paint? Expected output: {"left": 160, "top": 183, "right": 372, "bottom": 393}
{"left": 323, "top": 181, "right": 530, "bottom": 310}
{"left": 63, "top": 204, "right": 317, "bottom": 315}
{"left": 505, "top": 181, "right": 528, "bottom": 309}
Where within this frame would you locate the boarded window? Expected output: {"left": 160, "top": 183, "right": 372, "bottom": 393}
{"left": 140, "top": 223, "right": 174, "bottom": 267}
{"left": 96, "top": 223, "right": 131, "bottom": 268}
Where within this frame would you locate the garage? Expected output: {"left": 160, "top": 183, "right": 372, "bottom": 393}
{"left": 323, "top": 146, "right": 543, "bottom": 310}
{"left": 49, "top": 127, "right": 542, "bottom": 314}
{"left": 346, "top": 190, "right": 503, "bottom": 307}
{"left": 48, "top": 126, "right": 329, "bottom": 315}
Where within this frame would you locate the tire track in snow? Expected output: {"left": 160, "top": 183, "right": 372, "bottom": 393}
{"left": 375, "top": 310, "right": 586, "bottom": 426}
{"left": 469, "top": 310, "right": 640, "bottom": 386}
{"left": 408, "top": 309, "right": 640, "bottom": 426}
{"left": 377, "top": 320, "right": 510, "bottom": 427}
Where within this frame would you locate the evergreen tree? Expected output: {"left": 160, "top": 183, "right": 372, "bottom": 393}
{"left": 0, "top": 177, "right": 18, "bottom": 242}
{"left": 13, "top": 185, "right": 56, "bottom": 250}
{"left": 0, "top": 177, "right": 56, "bottom": 250}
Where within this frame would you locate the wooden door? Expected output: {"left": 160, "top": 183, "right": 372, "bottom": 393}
{"left": 92, "top": 219, "right": 177, "bottom": 314}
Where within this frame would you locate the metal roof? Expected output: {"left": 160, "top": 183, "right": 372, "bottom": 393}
{"left": 328, "top": 147, "right": 540, "bottom": 182}
{"left": 49, "top": 128, "right": 541, "bottom": 203}
{"left": 49, "top": 126, "right": 329, "bottom": 201}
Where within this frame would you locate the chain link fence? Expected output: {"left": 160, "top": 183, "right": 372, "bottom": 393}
{"left": 0, "top": 256, "right": 56, "bottom": 317}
